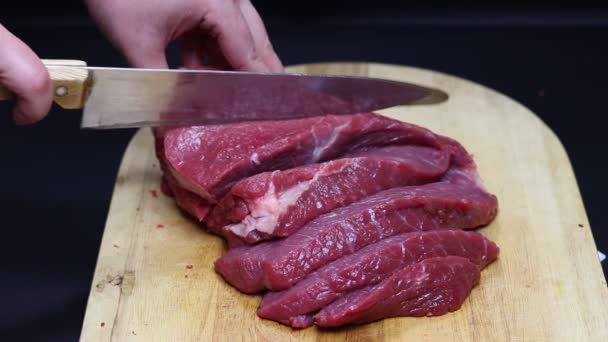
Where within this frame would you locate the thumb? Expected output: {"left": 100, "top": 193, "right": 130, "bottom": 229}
{"left": 0, "top": 24, "right": 53, "bottom": 125}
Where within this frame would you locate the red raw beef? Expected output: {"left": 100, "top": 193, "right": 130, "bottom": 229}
{"left": 156, "top": 113, "right": 444, "bottom": 220}
{"left": 213, "top": 181, "right": 497, "bottom": 293}
{"left": 256, "top": 230, "right": 499, "bottom": 328}
{"left": 314, "top": 256, "right": 481, "bottom": 327}
{"left": 206, "top": 145, "right": 451, "bottom": 247}
{"left": 154, "top": 111, "right": 500, "bottom": 330}
{"left": 154, "top": 128, "right": 213, "bottom": 220}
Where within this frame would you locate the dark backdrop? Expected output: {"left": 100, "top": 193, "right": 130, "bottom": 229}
{"left": 1, "top": 1, "right": 607, "bottom": 340}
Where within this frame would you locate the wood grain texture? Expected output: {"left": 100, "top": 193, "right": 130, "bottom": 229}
{"left": 0, "top": 59, "right": 88, "bottom": 108}
{"left": 80, "top": 63, "right": 608, "bottom": 341}
{"left": 44, "top": 59, "right": 89, "bottom": 109}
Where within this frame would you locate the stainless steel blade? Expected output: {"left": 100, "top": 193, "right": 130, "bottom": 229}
{"left": 81, "top": 67, "right": 448, "bottom": 129}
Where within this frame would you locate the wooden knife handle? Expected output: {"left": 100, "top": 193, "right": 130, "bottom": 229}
{"left": 0, "top": 59, "right": 89, "bottom": 109}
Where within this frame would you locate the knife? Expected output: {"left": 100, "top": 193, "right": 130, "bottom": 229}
{"left": 0, "top": 59, "right": 448, "bottom": 129}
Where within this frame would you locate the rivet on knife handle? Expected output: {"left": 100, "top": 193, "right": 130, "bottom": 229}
{"left": 0, "top": 59, "right": 89, "bottom": 109}
{"left": 42, "top": 59, "right": 90, "bottom": 109}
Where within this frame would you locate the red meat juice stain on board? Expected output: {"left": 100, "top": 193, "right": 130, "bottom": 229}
{"left": 100, "top": 322, "right": 106, "bottom": 327}
{"left": 150, "top": 190, "right": 158, "bottom": 198}
{"left": 157, "top": 224, "right": 165, "bottom": 228}
{"left": 186, "top": 265, "right": 193, "bottom": 270}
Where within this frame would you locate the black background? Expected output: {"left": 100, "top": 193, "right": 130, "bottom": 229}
{"left": 1, "top": 1, "right": 607, "bottom": 340}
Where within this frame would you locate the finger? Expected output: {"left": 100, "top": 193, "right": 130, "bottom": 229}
{"left": 202, "top": 38, "right": 231, "bottom": 70}
{"left": 201, "top": 1, "right": 266, "bottom": 72}
{"left": 0, "top": 24, "right": 53, "bottom": 125}
{"left": 85, "top": 0, "right": 168, "bottom": 69}
{"left": 90, "top": 24, "right": 168, "bottom": 69}
{"left": 100, "top": 24, "right": 168, "bottom": 68}
{"left": 238, "top": 0, "right": 284, "bottom": 72}
{"left": 179, "top": 33, "right": 206, "bottom": 69}
{"left": 120, "top": 40, "right": 168, "bottom": 69}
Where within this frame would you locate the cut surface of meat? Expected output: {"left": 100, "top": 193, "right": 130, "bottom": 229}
{"left": 206, "top": 145, "right": 450, "bottom": 246}
{"left": 256, "top": 230, "right": 499, "bottom": 327}
{"left": 154, "top": 112, "right": 501, "bottom": 330}
{"left": 314, "top": 256, "right": 481, "bottom": 327}
{"left": 162, "top": 171, "right": 213, "bottom": 221}
{"left": 157, "top": 113, "right": 443, "bottom": 219}
{"left": 154, "top": 128, "right": 213, "bottom": 221}
{"left": 214, "top": 181, "right": 498, "bottom": 293}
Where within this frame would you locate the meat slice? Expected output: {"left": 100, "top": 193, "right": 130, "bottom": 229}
{"left": 206, "top": 145, "right": 451, "bottom": 246}
{"left": 162, "top": 171, "right": 213, "bottom": 221}
{"left": 158, "top": 113, "right": 443, "bottom": 216}
{"left": 314, "top": 256, "right": 481, "bottom": 327}
{"left": 214, "top": 182, "right": 498, "bottom": 293}
{"left": 256, "top": 230, "right": 499, "bottom": 327}
{"left": 154, "top": 128, "right": 213, "bottom": 220}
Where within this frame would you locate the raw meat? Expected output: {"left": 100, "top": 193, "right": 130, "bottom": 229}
{"left": 161, "top": 172, "right": 212, "bottom": 221}
{"left": 256, "top": 230, "right": 499, "bottom": 327}
{"left": 206, "top": 145, "right": 451, "bottom": 247}
{"left": 154, "top": 111, "right": 501, "bottom": 329}
{"left": 214, "top": 181, "right": 498, "bottom": 293}
{"left": 314, "top": 256, "right": 481, "bottom": 327}
{"left": 154, "top": 128, "right": 213, "bottom": 220}
{"left": 156, "top": 113, "right": 444, "bottom": 220}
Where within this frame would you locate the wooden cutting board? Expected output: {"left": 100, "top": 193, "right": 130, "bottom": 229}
{"left": 80, "top": 63, "right": 608, "bottom": 341}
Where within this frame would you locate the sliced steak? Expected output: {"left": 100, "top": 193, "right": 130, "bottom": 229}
{"left": 314, "top": 256, "right": 481, "bottom": 327}
{"left": 154, "top": 128, "right": 213, "bottom": 221}
{"left": 257, "top": 230, "right": 499, "bottom": 327}
{"left": 162, "top": 170, "right": 213, "bottom": 221}
{"left": 157, "top": 113, "right": 443, "bottom": 217}
{"left": 154, "top": 111, "right": 501, "bottom": 329}
{"left": 207, "top": 145, "right": 450, "bottom": 246}
{"left": 214, "top": 181, "right": 498, "bottom": 293}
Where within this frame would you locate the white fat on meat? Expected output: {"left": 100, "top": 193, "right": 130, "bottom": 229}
{"left": 250, "top": 152, "right": 261, "bottom": 165}
{"left": 226, "top": 176, "right": 317, "bottom": 237}
{"left": 226, "top": 161, "right": 351, "bottom": 238}
{"left": 312, "top": 121, "right": 350, "bottom": 162}
{"left": 445, "top": 164, "right": 485, "bottom": 190}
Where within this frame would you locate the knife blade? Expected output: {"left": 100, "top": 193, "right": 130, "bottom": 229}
{"left": 0, "top": 60, "right": 448, "bottom": 129}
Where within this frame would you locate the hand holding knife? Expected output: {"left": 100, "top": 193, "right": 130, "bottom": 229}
{"left": 0, "top": 59, "right": 448, "bottom": 129}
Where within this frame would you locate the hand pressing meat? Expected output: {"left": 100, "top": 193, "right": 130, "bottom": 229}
{"left": 85, "top": 0, "right": 283, "bottom": 72}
